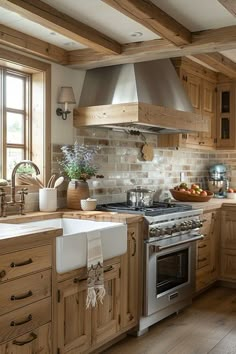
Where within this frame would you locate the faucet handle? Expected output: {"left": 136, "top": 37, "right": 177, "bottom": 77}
{"left": 18, "top": 188, "right": 28, "bottom": 202}
{"left": 18, "top": 187, "right": 28, "bottom": 194}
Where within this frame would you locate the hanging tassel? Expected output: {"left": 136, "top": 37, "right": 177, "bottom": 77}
{"left": 86, "top": 287, "right": 97, "bottom": 309}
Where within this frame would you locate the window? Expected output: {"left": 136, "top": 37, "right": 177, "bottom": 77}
{"left": 0, "top": 68, "right": 32, "bottom": 179}
{"left": 0, "top": 48, "right": 51, "bottom": 184}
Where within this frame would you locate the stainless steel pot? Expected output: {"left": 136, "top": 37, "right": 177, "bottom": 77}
{"left": 127, "top": 186, "right": 154, "bottom": 207}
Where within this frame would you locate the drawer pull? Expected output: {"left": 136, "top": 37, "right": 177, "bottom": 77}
{"left": 74, "top": 265, "right": 114, "bottom": 283}
{"left": 10, "top": 314, "right": 32, "bottom": 326}
{"left": 131, "top": 236, "right": 137, "bottom": 257}
{"left": 198, "top": 244, "right": 207, "bottom": 249}
{"left": 10, "top": 258, "right": 32, "bottom": 268}
{"left": 11, "top": 290, "right": 33, "bottom": 301}
{"left": 104, "top": 265, "right": 114, "bottom": 273}
{"left": 0, "top": 270, "right": 6, "bottom": 279}
{"left": 12, "top": 332, "right": 37, "bottom": 346}
{"left": 198, "top": 257, "right": 207, "bottom": 262}
{"left": 74, "top": 275, "right": 88, "bottom": 283}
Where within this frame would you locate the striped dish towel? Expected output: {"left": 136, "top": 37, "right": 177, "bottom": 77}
{"left": 86, "top": 230, "right": 106, "bottom": 308}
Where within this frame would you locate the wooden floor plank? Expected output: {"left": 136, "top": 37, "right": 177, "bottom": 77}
{"left": 102, "top": 287, "right": 236, "bottom": 354}
{"left": 208, "top": 327, "right": 236, "bottom": 354}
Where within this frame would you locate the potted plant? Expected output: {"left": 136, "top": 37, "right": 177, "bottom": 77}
{"left": 58, "top": 142, "right": 100, "bottom": 209}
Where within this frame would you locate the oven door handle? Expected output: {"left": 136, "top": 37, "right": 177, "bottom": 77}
{"left": 150, "top": 234, "right": 204, "bottom": 253}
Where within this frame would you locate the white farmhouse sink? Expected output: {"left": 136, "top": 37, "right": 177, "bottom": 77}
{"left": 7, "top": 218, "right": 127, "bottom": 273}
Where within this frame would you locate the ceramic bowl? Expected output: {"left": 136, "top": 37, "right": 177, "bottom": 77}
{"left": 80, "top": 198, "right": 97, "bottom": 211}
{"left": 227, "top": 193, "right": 236, "bottom": 199}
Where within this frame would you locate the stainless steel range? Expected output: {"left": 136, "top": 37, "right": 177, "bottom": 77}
{"left": 97, "top": 202, "right": 204, "bottom": 335}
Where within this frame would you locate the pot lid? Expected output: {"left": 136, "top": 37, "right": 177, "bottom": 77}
{"left": 127, "top": 186, "right": 153, "bottom": 193}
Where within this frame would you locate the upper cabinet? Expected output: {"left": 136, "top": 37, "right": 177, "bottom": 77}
{"left": 158, "top": 57, "right": 217, "bottom": 150}
{"left": 216, "top": 82, "right": 236, "bottom": 149}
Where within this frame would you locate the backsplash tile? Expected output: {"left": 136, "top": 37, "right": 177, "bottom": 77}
{"left": 52, "top": 128, "right": 213, "bottom": 207}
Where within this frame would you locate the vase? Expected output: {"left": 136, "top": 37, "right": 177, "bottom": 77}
{"left": 67, "top": 179, "right": 90, "bottom": 210}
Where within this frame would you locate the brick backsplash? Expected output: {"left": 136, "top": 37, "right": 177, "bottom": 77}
{"left": 53, "top": 128, "right": 215, "bottom": 207}
{"left": 11, "top": 129, "right": 236, "bottom": 213}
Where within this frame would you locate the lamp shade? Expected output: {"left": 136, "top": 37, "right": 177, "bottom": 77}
{"left": 58, "top": 87, "right": 76, "bottom": 104}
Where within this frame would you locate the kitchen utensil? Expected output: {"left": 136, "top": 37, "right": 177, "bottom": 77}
{"left": 54, "top": 176, "right": 64, "bottom": 189}
{"left": 16, "top": 174, "right": 41, "bottom": 187}
{"left": 80, "top": 198, "right": 97, "bottom": 211}
{"left": 127, "top": 186, "right": 154, "bottom": 207}
{"left": 170, "top": 189, "right": 213, "bottom": 202}
{"left": 35, "top": 176, "right": 44, "bottom": 188}
{"left": 47, "top": 174, "right": 56, "bottom": 188}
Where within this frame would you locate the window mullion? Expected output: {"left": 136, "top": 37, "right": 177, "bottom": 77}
{"left": 2, "top": 69, "right": 7, "bottom": 178}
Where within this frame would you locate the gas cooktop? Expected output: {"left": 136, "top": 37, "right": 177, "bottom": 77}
{"left": 96, "top": 202, "right": 192, "bottom": 217}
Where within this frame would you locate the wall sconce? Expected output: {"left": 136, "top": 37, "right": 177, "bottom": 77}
{"left": 56, "top": 86, "right": 76, "bottom": 120}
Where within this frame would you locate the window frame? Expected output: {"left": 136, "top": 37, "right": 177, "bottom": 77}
{"left": 1, "top": 68, "right": 32, "bottom": 179}
{"left": 0, "top": 48, "right": 51, "bottom": 184}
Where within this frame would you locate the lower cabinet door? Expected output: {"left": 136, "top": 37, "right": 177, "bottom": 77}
{"left": 0, "top": 323, "right": 51, "bottom": 354}
{"left": 220, "top": 249, "right": 236, "bottom": 281}
{"left": 57, "top": 277, "right": 91, "bottom": 354}
{"left": 120, "top": 224, "right": 139, "bottom": 330}
{"left": 91, "top": 263, "right": 121, "bottom": 346}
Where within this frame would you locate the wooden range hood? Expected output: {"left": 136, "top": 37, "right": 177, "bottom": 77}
{"left": 74, "top": 59, "right": 208, "bottom": 134}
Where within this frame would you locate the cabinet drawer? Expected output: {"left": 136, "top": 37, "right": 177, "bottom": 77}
{"left": 0, "top": 270, "right": 51, "bottom": 316}
{"left": 0, "top": 245, "right": 51, "bottom": 282}
{"left": 0, "top": 322, "right": 51, "bottom": 353}
{"left": 0, "top": 297, "right": 51, "bottom": 343}
{"left": 196, "top": 267, "right": 216, "bottom": 292}
{"left": 197, "top": 240, "right": 210, "bottom": 269}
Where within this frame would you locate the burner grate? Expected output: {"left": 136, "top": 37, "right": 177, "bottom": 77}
{"left": 96, "top": 202, "right": 192, "bottom": 216}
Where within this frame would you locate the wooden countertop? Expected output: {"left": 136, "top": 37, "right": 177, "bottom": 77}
{"left": 173, "top": 197, "right": 236, "bottom": 212}
{"left": 0, "top": 198, "right": 235, "bottom": 230}
{"left": 0, "top": 210, "right": 143, "bottom": 224}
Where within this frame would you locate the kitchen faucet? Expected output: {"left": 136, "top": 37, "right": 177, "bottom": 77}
{"left": 0, "top": 160, "right": 40, "bottom": 217}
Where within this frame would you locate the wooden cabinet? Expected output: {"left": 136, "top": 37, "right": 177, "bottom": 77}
{"left": 91, "top": 263, "right": 121, "bottom": 346}
{"left": 57, "top": 259, "right": 121, "bottom": 354}
{"left": 216, "top": 82, "right": 236, "bottom": 149}
{"left": 158, "top": 58, "right": 217, "bottom": 150}
{"left": 0, "top": 323, "right": 51, "bottom": 354}
{"left": 220, "top": 206, "right": 236, "bottom": 281}
{"left": 0, "top": 244, "right": 53, "bottom": 353}
{"left": 120, "top": 223, "right": 141, "bottom": 330}
{"left": 56, "top": 217, "right": 142, "bottom": 354}
{"left": 195, "top": 211, "right": 219, "bottom": 292}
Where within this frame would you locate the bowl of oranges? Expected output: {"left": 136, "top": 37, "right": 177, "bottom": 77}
{"left": 170, "top": 183, "right": 214, "bottom": 202}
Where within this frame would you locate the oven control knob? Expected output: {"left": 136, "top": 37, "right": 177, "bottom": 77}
{"left": 180, "top": 222, "right": 188, "bottom": 231}
{"left": 175, "top": 224, "right": 181, "bottom": 232}
{"left": 172, "top": 225, "right": 177, "bottom": 233}
{"left": 165, "top": 227, "right": 172, "bottom": 235}
{"left": 150, "top": 228, "right": 162, "bottom": 237}
{"left": 149, "top": 229, "right": 156, "bottom": 237}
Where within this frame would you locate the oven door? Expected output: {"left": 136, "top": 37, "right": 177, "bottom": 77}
{"left": 144, "top": 234, "right": 203, "bottom": 316}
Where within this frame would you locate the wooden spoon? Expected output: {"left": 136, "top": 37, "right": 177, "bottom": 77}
{"left": 47, "top": 174, "right": 56, "bottom": 188}
{"left": 54, "top": 176, "right": 64, "bottom": 189}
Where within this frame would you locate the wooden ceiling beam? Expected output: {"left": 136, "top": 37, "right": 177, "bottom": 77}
{"left": 67, "top": 25, "right": 236, "bottom": 69}
{"left": 103, "top": 0, "right": 191, "bottom": 46}
{"left": 218, "top": 0, "right": 236, "bottom": 16}
{"left": 0, "top": 0, "right": 121, "bottom": 54}
{"left": 0, "top": 24, "right": 67, "bottom": 64}
{"left": 193, "top": 53, "right": 236, "bottom": 79}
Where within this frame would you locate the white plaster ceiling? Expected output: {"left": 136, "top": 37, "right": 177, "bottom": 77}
{"left": 151, "top": 0, "right": 236, "bottom": 31}
{"left": 0, "top": 0, "right": 236, "bottom": 61}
